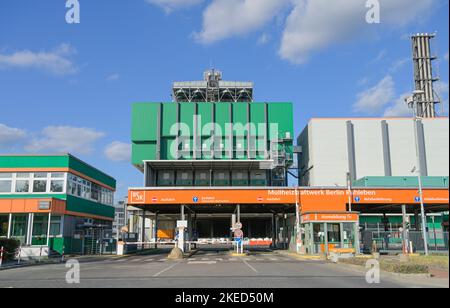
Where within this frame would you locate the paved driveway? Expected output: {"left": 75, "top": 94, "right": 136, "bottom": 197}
{"left": 0, "top": 250, "right": 446, "bottom": 288}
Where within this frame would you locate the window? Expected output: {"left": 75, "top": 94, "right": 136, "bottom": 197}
{"left": 0, "top": 180, "right": 12, "bottom": 193}
{"left": 33, "top": 172, "right": 47, "bottom": 178}
{"left": 51, "top": 173, "right": 64, "bottom": 178}
{"left": 66, "top": 173, "right": 113, "bottom": 205}
{"left": 50, "top": 180, "right": 64, "bottom": 193}
{"left": 15, "top": 180, "right": 30, "bottom": 193}
{"left": 0, "top": 173, "right": 12, "bottom": 178}
{"left": 50, "top": 216, "right": 61, "bottom": 236}
{"left": 0, "top": 173, "right": 12, "bottom": 193}
{"left": 33, "top": 180, "right": 47, "bottom": 193}
{"left": 0, "top": 215, "right": 9, "bottom": 237}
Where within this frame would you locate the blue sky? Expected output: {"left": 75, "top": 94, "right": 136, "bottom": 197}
{"left": 0, "top": 0, "right": 449, "bottom": 199}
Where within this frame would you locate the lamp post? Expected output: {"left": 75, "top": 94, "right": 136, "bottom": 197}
{"left": 295, "top": 186, "right": 300, "bottom": 253}
{"left": 405, "top": 90, "right": 429, "bottom": 256}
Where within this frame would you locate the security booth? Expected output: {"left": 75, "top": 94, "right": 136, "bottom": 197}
{"left": 299, "top": 212, "right": 360, "bottom": 255}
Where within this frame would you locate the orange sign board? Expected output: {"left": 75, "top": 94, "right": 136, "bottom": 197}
{"left": 129, "top": 189, "right": 298, "bottom": 205}
{"left": 128, "top": 188, "right": 449, "bottom": 208}
{"left": 301, "top": 213, "right": 359, "bottom": 223}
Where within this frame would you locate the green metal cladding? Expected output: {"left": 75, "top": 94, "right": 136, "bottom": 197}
{"left": 353, "top": 176, "right": 449, "bottom": 188}
{"left": 131, "top": 102, "right": 294, "bottom": 167}
{"left": 0, "top": 154, "right": 116, "bottom": 189}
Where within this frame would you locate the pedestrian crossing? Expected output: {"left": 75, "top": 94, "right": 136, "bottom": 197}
{"left": 187, "top": 255, "right": 294, "bottom": 263}
{"left": 105, "top": 254, "right": 296, "bottom": 264}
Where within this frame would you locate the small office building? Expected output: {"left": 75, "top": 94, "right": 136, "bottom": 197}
{"left": 0, "top": 154, "right": 116, "bottom": 255}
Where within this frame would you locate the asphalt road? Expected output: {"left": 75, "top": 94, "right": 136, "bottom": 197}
{"left": 0, "top": 250, "right": 447, "bottom": 288}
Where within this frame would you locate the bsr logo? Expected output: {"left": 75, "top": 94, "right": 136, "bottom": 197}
{"left": 132, "top": 192, "right": 145, "bottom": 202}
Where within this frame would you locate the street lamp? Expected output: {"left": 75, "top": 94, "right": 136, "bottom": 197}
{"left": 405, "top": 90, "right": 429, "bottom": 255}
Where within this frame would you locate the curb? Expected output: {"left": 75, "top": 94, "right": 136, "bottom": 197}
{"left": 275, "top": 250, "right": 324, "bottom": 261}
{"left": 0, "top": 259, "right": 62, "bottom": 271}
{"left": 334, "top": 261, "right": 432, "bottom": 278}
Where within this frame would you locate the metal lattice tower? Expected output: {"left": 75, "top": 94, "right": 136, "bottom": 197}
{"left": 411, "top": 33, "right": 440, "bottom": 118}
{"left": 172, "top": 69, "right": 253, "bottom": 103}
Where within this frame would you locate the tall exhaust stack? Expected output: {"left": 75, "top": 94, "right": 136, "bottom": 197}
{"left": 411, "top": 33, "right": 439, "bottom": 118}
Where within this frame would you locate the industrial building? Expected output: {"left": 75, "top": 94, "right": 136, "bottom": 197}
{"left": 129, "top": 70, "right": 295, "bottom": 246}
{"left": 297, "top": 117, "right": 449, "bottom": 187}
{"left": 0, "top": 154, "right": 116, "bottom": 256}
{"left": 297, "top": 117, "right": 449, "bottom": 253}
{"left": 127, "top": 68, "right": 449, "bottom": 255}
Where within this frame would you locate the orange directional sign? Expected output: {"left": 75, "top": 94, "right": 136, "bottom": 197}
{"left": 128, "top": 188, "right": 449, "bottom": 210}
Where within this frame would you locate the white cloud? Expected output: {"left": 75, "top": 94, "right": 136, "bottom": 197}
{"left": 24, "top": 126, "right": 105, "bottom": 155}
{"left": 279, "top": 0, "right": 434, "bottom": 64}
{"left": 257, "top": 33, "right": 271, "bottom": 45}
{"left": 389, "top": 57, "right": 410, "bottom": 74}
{"left": 434, "top": 81, "right": 449, "bottom": 115}
{"left": 0, "top": 43, "right": 78, "bottom": 75}
{"left": 0, "top": 124, "right": 27, "bottom": 148}
{"left": 353, "top": 75, "right": 395, "bottom": 114}
{"left": 104, "top": 141, "right": 132, "bottom": 162}
{"left": 374, "top": 49, "right": 387, "bottom": 62}
{"left": 194, "top": 0, "right": 289, "bottom": 44}
{"left": 383, "top": 92, "right": 413, "bottom": 117}
{"left": 146, "top": 0, "right": 204, "bottom": 13}
{"left": 106, "top": 73, "right": 120, "bottom": 81}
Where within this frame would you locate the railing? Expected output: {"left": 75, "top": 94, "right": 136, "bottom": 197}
{"left": 361, "top": 230, "right": 449, "bottom": 253}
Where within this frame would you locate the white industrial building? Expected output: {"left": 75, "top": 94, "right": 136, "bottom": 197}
{"left": 297, "top": 117, "right": 449, "bottom": 187}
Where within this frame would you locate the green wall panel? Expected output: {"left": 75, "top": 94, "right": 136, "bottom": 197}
{"left": 66, "top": 195, "right": 115, "bottom": 219}
{"left": 180, "top": 103, "right": 196, "bottom": 136}
{"left": 267, "top": 103, "right": 294, "bottom": 140}
{"left": 0, "top": 155, "right": 69, "bottom": 169}
{"left": 132, "top": 142, "right": 156, "bottom": 165}
{"left": 198, "top": 103, "right": 213, "bottom": 136}
{"left": 68, "top": 156, "right": 116, "bottom": 189}
{"left": 131, "top": 102, "right": 294, "bottom": 165}
{"left": 353, "top": 176, "right": 449, "bottom": 188}
{"left": 161, "top": 138, "right": 177, "bottom": 160}
{"left": 232, "top": 103, "right": 248, "bottom": 133}
{"left": 132, "top": 103, "right": 160, "bottom": 142}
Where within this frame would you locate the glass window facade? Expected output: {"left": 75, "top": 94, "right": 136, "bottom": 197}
{"left": 0, "top": 214, "right": 9, "bottom": 238}
{"left": 0, "top": 172, "right": 113, "bottom": 205}
{"left": 67, "top": 173, "right": 114, "bottom": 206}
{"left": 0, "top": 172, "right": 66, "bottom": 194}
{"left": 10, "top": 214, "right": 28, "bottom": 244}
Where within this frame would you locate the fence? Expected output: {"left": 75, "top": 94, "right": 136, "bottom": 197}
{"left": 361, "top": 230, "right": 449, "bottom": 253}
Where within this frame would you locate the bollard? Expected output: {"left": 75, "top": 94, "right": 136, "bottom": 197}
{"left": 18, "top": 246, "right": 21, "bottom": 265}
{"left": 0, "top": 246, "right": 3, "bottom": 268}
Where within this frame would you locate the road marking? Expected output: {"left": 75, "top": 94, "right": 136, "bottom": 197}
{"left": 132, "top": 259, "right": 143, "bottom": 262}
{"left": 153, "top": 262, "right": 180, "bottom": 277}
{"left": 242, "top": 258, "right": 258, "bottom": 274}
{"left": 269, "top": 258, "right": 279, "bottom": 261}
{"left": 201, "top": 258, "right": 210, "bottom": 261}
{"left": 188, "top": 261, "right": 217, "bottom": 265}
{"left": 145, "top": 259, "right": 154, "bottom": 262}
{"left": 215, "top": 258, "right": 223, "bottom": 261}
{"left": 229, "top": 258, "right": 238, "bottom": 261}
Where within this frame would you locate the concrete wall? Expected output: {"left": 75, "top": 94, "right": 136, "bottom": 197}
{"left": 298, "top": 118, "right": 449, "bottom": 187}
